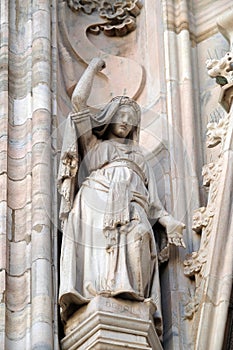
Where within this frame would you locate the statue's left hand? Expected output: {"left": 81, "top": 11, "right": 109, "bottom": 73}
{"left": 166, "top": 218, "right": 186, "bottom": 248}
{"left": 167, "top": 221, "right": 186, "bottom": 248}
{"left": 159, "top": 215, "right": 186, "bottom": 248}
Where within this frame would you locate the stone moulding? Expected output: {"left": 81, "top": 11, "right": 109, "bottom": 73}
{"left": 183, "top": 13, "right": 233, "bottom": 344}
{"left": 184, "top": 156, "right": 222, "bottom": 282}
{"left": 183, "top": 49, "right": 231, "bottom": 322}
{"left": 184, "top": 251, "right": 207, "bottom": 278}
{"left": 183, "top": 157, "right": 223, "bottom": 319}
{"left": 66, "top": 0, "right": 143, "bottom": 37}
{"left": 202, "top": 161, "right": 222, "bottom": 187}
{"left": 206, "top": 115, "right": 229, "bottom": 147}
{"left": 206, "top": 52, "right": 233, "bottom": 87}
{"left": 62, "top": 312, "right": 153, "bottom": 349}
{"left": 191, "top": 207, "right": 208, "bottom": 233}
{"left": 61, "top": 296, "right": 163, "bottom": 350}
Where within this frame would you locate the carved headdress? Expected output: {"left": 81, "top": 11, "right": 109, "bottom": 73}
{"left": 92, "top": 96, "right": 141, "bottom": 142}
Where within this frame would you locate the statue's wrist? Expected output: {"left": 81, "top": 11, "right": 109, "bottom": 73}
{"left": 88, "top": 58, "right": 106, "bottom": 73}
{"left": 158, "top": 214, "right": 171, "bottom": 227}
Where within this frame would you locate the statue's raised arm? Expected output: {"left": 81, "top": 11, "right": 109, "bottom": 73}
{"left": 71, "top": 58, "right": 106, "bottom": 112}
{"left": 58, "top": 58, "right": 105, "bottom": 222}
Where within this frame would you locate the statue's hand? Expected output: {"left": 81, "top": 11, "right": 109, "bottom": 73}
{"left": 89, "top": 57, "right": 106, "bottom": 73}
{"left": 167, "top": 219, "right": 186, "bottom": 248}
{"left": 159, "top": 215, "right": 186, "bottom": 248}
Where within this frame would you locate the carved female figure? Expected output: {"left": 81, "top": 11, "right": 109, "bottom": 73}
{"left": 58, "top": 58, "right": 185, "bottom": 333}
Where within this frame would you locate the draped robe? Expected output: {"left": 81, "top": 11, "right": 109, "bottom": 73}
{"left": 58, "top": 112, "right": 169, "bottom": 335}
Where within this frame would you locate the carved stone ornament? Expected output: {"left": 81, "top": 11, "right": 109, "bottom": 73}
{"left": 206, "top": 114, "right": 229, "bottom": 148}
{"left": 206, "top": 51, "right": 233, "bottom": 86}
{"left": 184, "top": 295, "right": 199, "bottom": 320}
{"left": 183, "top": 59, "right": 228, "bottom": 316}
{"left": 183, "top": 157, "right": 223, "bottom": 319}
{"left": 66, "top": 0, "right": 143, "bottom": 36}
{"left": 192, "top": 207, "right": 208, "bottom": 233}
{"left": 184, "top": 158, "right": 222, "bottom": 269}
{"left": 183, "top": 10, "right": 233, "bottom": 344}
{"left": 183, "top": 251, "right": 207, "bottom": 277}
{"left": 206, "top": 49, "right": 233, "bottom": 112}
{"left": 58, "top": 58, "right": 186, "bottom": 340}
{"left": 202, "top": 161, "right": 222, "bottom": 187}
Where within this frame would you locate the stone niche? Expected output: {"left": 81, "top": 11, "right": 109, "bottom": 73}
{"left": 61, "top": 296, "right": 163, "bottom": 350}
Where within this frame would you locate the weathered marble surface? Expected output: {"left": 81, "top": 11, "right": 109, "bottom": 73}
{"left": 0, "top": 0, "right": 59, "bottom": 349}
{"left": 1, "top": 0, "right": 233, "bottom": 349}
{"left": 61, "top": 296, "right": 163, "bottom": 350}
{"left": 58, "top": 59, "right": 186, "bottom": 347}
{"left": 184, "top": 10, "right": 233, "bottom": 349}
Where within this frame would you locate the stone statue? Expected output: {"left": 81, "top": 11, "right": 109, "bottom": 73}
{"left": 58, "top": 58, "right": 185, "bottom": 335}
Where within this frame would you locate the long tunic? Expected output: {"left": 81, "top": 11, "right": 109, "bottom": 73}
{"left": 58, "top": 113, "right": 168, "bottom": 333}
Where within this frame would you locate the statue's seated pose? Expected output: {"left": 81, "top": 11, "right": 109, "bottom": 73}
{"left": 58, "top": 58, "right": 185, "bottom": 336}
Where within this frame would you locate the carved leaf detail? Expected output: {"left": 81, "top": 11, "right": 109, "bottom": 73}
{"left": 202, "top": 161, "right": 222, "bottom": 187}
{"left": 184, "top": 296, "right": 199, "bottom": 320}
{"left": 66, "top": 0, "right": 143, "bottom": 36}
{"left": 184, "top": 251, "right": 207, "bottom": 277}
{"left": 192, "top": 207, "right": 207, "bottom": 233}
{"left": 206, "top": 52, "right": 233, "bottom": 85}
{"left": 202, "top": 163, "right": 215, "bottom": 186}
{"left": 184, "top": 51, "right": 232, "bottom": 321}
{"left": 206, "top": 116, "right": 229, "bottom": 148}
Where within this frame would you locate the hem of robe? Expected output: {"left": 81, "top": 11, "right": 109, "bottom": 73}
{"left": 59, "top": 289, "right": 157, "bottom": 322}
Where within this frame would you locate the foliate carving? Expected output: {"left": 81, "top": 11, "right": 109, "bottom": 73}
{"left": 192, "top": 207, "right": 208, "bottom": 233}
{"left": 184, "top": 160, "right": 222, "bottom": 272}
{"left": 192, "top": 204, "right": 216, "bottom": 233}
{"left": 184, "top": 157, "right": 223, "bottom": 318}
{"left": 184, "top": 295, "right": 199, "bottom": 320}
{"left": 184, "top": 44, "right": 233, "bottom": 327}
{"left": 206, "top": 51, "right": 233, "bottom": 86}
{"left": 66, "top": 0, "right": 143, "bottom": 36}
{"left": 202, "top": 162, "right": 221, "bottom": 187}
{"left": 67, "top": 0, "right": 96, "bottom": 13}
{"left": 184, "top": 251, "right": 207, "bottom": 277}
{"left": 202, "top": 163, "right": 213, "bottom": 187}
{"left": 206, "top": 115, "right": 229, "bottom": 148}
{"left": 209, "top": 106, "right": 225, "bottom": 124}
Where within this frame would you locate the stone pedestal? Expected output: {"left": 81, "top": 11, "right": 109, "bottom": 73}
{"left": 61, "top": 296, "right": 163, "bottom": 350}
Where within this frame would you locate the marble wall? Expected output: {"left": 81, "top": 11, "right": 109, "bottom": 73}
{"left": 0, "top": 0, "right": 59, "bottom": 349}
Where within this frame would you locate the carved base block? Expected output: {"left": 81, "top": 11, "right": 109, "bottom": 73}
{"left": 61, "top": 296, "right": 163, "bottom": 350}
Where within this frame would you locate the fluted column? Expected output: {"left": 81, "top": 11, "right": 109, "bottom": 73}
{"left": 161, "top": 0, "right": 202, "bottom": 348}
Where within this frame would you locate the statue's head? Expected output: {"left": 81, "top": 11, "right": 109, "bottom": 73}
{"left": 93, "top": 96, "right": 141, "bottom": 142}
{"left": 110, "top": 96, "right": 141, "bottom": 122}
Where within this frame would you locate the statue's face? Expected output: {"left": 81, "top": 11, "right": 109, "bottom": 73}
{"left": 110, "top": 105, "right": 137, "bottom": 139}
